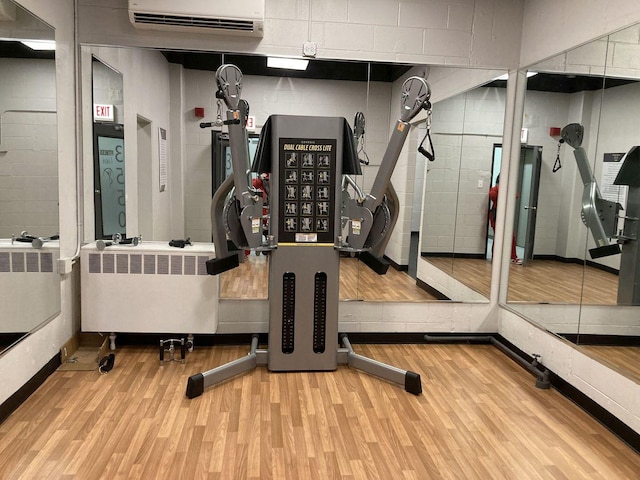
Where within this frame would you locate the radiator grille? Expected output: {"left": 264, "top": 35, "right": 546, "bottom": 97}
{"left": 133, "top": 13, "right": 256, "bottom": 32}
{"left": 0, "top": 252, "right": 56, "bottom": 273}
{"left": 87, "top": 253, "right": 212, "bottom": 276}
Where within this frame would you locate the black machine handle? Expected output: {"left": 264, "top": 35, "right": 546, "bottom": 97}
{"left": 169, "top": 238, "right": 192, "bottom": 248}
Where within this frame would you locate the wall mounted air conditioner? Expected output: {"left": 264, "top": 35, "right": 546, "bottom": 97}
{"left": 128, "top": 0, "right": 264, "bottom": 37}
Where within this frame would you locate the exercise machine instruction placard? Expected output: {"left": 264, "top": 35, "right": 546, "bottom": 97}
{"left": 278, "top": 138, "right": 336, "bottom": 243}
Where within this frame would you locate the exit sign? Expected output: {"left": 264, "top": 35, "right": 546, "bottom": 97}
{"left": 94, "top": 104, "right": 114, "bottom": 122}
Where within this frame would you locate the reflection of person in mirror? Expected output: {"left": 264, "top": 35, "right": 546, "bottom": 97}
{"left": 489, "top": 175, "right": 521, "bottom": 264}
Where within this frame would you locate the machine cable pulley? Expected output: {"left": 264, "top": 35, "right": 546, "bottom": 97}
{"left": 418, "top": 102, "right": 435, "bottom": 161}
{"left": 553, "top": 139, "right": 564, "bottom": 172}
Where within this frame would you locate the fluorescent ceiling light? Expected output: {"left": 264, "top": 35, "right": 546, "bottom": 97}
{"left": 267, "top": 57, "right": 309, "bottom": 71}
{"left": 20, "top": 39, "right": 56, "bottom": 51}
{"left": 494, "top": 71, "right": 538, "bottom": 81}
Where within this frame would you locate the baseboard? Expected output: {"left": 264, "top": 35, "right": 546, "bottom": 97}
{"left": 585, "top": 259, "right": 619, "bottom": 275}
{"left": 532, "top": 254, "right": 619, "bottom": 275}
{"left": 112, "top": 332, "right": 270, "bottom": 347}
{"left": 421, "top": 252, "right": 486, "bottom": 260}
{"left": 416, "top": 278, "right": 450, "bottom": 300}
{"left": 383, "top": 255, "right": 408, "bottom": 272}
{"left": 0, "top": 353, "right": 60, "bottom": 425}
{"left": 558, "top": 334, "right": 640, "bottom": 346}
{"left": 493, "top": 334, "right": 639, "bottom": 454}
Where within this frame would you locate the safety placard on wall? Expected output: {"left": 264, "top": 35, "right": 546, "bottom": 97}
{"left": 600, "top": 152, "right": 627, "bottom": 210}
{"left": 278, "top": 138, "right": 336, "bottom": 243}
{"left": 158, "top": 127, "right": 167, "bottom": 192}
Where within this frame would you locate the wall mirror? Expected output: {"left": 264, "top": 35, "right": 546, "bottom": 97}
{"left": 504, "top": 23, "right": 640, "bottom": 384}
{"left": 91, "top": 57, "right": 125, "bottom": 240}
{"left": 81, "top": 44, "right": 175, "bottom": 244}
{"left": 0, "top": 0, "right": 59, "bottom": 355}
{"left": 78, "top": 42, "right": 508, "bottom": 304}
{"left": 418, "top": 76, "right": 508, "bottom": 302}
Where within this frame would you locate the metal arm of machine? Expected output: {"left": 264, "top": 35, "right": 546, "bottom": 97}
{"left": 342, "top": 76, "right": 431, "bottom": 252}
{"left": 561, "top": 123, "right": 621, "bottom": 258}
{"left": 216, "top": 65, "right": 265, "bottom": 250}
{"left": 206, "top": 65, "right": 268, "bottom": 275}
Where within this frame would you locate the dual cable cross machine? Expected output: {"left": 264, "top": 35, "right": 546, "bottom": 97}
{"left": 186, "top": 64, "right": 432, "bottom": 398}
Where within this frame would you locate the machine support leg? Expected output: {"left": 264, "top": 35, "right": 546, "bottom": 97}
{"left": 186, "top": 334, "right": 267, "bottom": 398}
{"left": 338, "top": 334, "right": 422, "bottom": 395}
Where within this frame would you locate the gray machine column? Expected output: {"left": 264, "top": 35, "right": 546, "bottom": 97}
{"left": 265, "top": 115, "right": 344, "bottom": 371}
{"left": 614, "top": 145, "right": 640, "bottom": 305}
{"left": 268, "top": 246, "right": 339, "bottom": 371}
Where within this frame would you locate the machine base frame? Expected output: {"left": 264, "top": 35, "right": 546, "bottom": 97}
{"left": 185, "top": 333, "right": 422, "bottom": 398}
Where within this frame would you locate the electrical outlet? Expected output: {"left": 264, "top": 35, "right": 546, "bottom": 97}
{"left": 477, "top": 180, "right": 484, "bottom": 188}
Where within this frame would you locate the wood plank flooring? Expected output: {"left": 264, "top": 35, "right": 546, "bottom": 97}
{"left": 219, "top": 256, "right": 639, "bottom": 424}
{"left": 222, "top": 255, "right": 620, "bottom": 305}
{"left": 1, "top": 344, "right": 638, "bottom": 479}
{"left": 220, "top": 254, "right": 437, "bottom": 302}
{"left": 425, "top": 257, "right": 620, "bottom": 304}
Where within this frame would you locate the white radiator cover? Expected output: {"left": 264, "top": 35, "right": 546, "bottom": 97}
{"left": 80, "top": 241, "right": 219, "bottom": 334}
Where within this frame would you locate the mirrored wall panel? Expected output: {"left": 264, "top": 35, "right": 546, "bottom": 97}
{"left": 0, "top": 0, "right": 59, "bottom": 354}
{"left": 81, "top": 45, "right": 441, "bottom": 302}
{"left": 91, "top": 57, "right": 125, "bottom": 240}
{"left": 504, "top": 23, "right": 640, "bottom": 384}
{"left": 420, "top": 80, "right": 507, "bottom": 301}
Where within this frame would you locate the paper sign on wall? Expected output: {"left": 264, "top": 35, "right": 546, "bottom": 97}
{"left": 600, "top": 152, "right": 627, "bottom": 210}
{"left": 158, "top": 127, "right": 167, "bottom": 192}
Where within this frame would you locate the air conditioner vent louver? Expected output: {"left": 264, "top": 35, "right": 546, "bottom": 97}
{"left": 128, "top": 0, "right": 264, "bottom": 37}
{"left": 132, "top": 13, "right": 255, "bottom": 32}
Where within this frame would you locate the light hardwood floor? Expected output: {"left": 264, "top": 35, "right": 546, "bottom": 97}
{"left": 425, "top": 257, "right": 620, "bottom": 304}
{"left": 221, "top": 256, "right": 637, "bottom": 390}
{"left": 221, "top": 255, "right": 621, "bottom": 304}
{"left": 1, "top": 344, "right": 639, "bottom": 479}
{"left": 220, "top": 254, "right": 437, "bottom": 302}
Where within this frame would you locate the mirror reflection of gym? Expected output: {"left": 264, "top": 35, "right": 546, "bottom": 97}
{"left": 0, "top": 0, "right": 60, "bottom": 356}
{"left": 420, "top": 80, "right": 507, "bottom": 300}
{"left": 502, "top": 23, "right": 640, "bottom": 385}
{"left": 91, "top": 57, "right": 125, "bottom": 241}
{"left": 196, "top": 55, "right": 436, "bottom": 302}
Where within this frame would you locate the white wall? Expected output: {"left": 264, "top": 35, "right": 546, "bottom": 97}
{"left": 520, "top": 0, "right": 640, "bottom": 69}
{"left": 0, "top": 58, "right": 58, "bottom": 238}
{"left": 78, "top": 0, "right": 524, "bottom": 70}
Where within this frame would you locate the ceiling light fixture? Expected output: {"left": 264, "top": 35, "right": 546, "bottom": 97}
{"left": 267, "top": 57, "right": 309, "bottom": 71}
{"left": 19, "top": 39, "right": 56, "bottom": 51}
{"left": 494, "top": 71, "right": 538, "bottom": 81}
